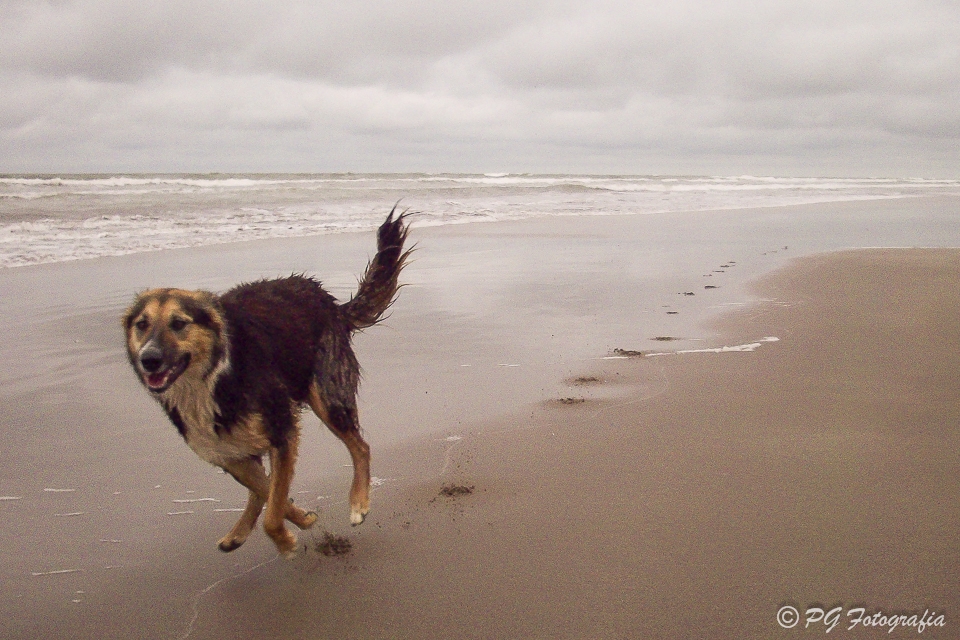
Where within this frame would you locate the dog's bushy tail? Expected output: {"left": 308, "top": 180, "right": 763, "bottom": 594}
{"left": 341, "top": 207, "right": 412, "bottom": 330}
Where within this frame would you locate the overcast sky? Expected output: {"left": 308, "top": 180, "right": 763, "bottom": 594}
{"left": 2, "top": 0, "right": 958, "bottom": 176}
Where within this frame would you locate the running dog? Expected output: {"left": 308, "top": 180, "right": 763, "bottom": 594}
{"left": 123, "top": 210, "right": 410, "bottom": 557}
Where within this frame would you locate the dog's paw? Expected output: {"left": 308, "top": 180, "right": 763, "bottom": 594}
{"left": 266, "top": 526, "right": 299, "bottom": 558}
{"left": 300, "top": 510, "right": 319, "bottom": 530}
{"left": 217, "top": 537, "right": 245, "bottom": 553}
{"left": 350, "top": 508, "right": 367, "bottom": 526}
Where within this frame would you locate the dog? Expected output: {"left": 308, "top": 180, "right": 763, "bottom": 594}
{"left": 123, "top": 209, "right": 410, "bottom": 557}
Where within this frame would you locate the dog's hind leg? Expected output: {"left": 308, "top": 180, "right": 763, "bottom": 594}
{"left": 333, "top": 419, "right": 370, "bottom": 526}
{"left": 308, "top": 380, "right": 371, "bottom": 526}
{"left": 218, "top": 455, "right": 317, "bottom": 553}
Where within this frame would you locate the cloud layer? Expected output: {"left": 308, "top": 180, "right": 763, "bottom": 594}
{"left": 2, "top": 0, "right": 958, "bottom": 176}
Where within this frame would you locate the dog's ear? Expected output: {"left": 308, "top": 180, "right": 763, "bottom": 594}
{"left": 181, "top": 291, "right": 224, "bottom": 333}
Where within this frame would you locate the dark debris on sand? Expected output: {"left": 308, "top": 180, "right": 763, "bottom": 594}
{"left": 439, "top": 484, "right": 475, "bottom": 498}
{"left": 315, "top": 531, "right": 352, "bottom": 557}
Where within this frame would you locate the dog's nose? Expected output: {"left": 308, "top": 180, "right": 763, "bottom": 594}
{"left": 140, "top": 348, "right": 163, "bottom": 372}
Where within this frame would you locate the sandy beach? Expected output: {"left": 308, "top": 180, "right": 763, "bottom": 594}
{"left": 1, "top": 198, "right": 958, "bottom": 638}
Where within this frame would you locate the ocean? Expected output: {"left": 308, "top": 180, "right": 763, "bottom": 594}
{"left": 3, "top": 173, "right": 959, "bottom": 268}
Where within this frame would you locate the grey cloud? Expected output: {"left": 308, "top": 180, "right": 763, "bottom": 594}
{"left": 2, "top": 1, "right": 552, "bottom": 82}
{"left": 1, "top": 0, "right": 958, "bottom": 175}
{"left": 1, "top": 1, "right": 230, "bottom": 81}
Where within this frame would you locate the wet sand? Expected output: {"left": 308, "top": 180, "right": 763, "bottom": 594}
{"left": 1, "top": 199, "right": 959, "bottom": 638}
{"left": 174, "top": 248, "right": 958, "bottom": 640}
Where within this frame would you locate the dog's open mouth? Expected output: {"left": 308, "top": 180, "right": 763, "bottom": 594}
{"left": 144, "top": 355, "right": 190, "bottom": 392}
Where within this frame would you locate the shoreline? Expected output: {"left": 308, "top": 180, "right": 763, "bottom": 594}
{"left": 1, "top": 199, "right": 959, "bottom": 638}
{"left": 5, "top": 174, "right": 958, "bottom": 270}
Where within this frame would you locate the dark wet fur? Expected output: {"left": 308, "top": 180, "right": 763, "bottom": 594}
{"left": 212, "top": 275, "right": 347, "bottom": 447}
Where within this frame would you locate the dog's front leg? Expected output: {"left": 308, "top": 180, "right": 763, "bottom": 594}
{"left": 264, "top": 440, "right": 300, "bottom": 558}
{"left": 219, "top": 456, "right": 317, "bottom": 553}
{"left": 217, "top": 487, "right": 264, "bottom": 552}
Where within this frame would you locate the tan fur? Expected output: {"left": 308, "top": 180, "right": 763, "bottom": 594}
{"left": 308, "top": 382, "right": 371, "bottom": 525}
{"left": 126, "top": 292, "right": 259, "bottom": 465}
{"left": 216, "top": 454, "right": 318, "bottom": 552}
{"left": 126, "top": 289, "right": 227, "bottom": 386}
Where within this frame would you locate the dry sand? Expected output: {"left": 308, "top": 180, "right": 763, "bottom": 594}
{"left": 1, "top": 204, "right": 959, "bottom": 638}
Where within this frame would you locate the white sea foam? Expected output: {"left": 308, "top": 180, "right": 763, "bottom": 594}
{"left": 1, "top": 174, "right": 958, "bottom": 268}
{"left": 647, "top": 336, "right": 780, "bottom": 357}
{"left": 31, "top": 569, "right": 81, "bottom": 576}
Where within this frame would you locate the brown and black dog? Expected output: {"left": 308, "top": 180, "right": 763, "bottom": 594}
{"left": 123, "top": 210, "right": 410, "bottom": 557}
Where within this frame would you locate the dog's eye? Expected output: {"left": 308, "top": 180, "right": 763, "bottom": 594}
{"left": 134, "top": 318, "right": 149, "bottom": 331}
{"left": 170, "top": 318, "right": 189, "bottom": 331}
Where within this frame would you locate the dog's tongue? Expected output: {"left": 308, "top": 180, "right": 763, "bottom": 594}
{"left": 146, "top": 371, "right": 169, "bottom": 390}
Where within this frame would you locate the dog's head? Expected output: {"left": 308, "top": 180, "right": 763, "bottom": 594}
{"left": 123, "top": 288, "right": 227, "bottom": 394}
